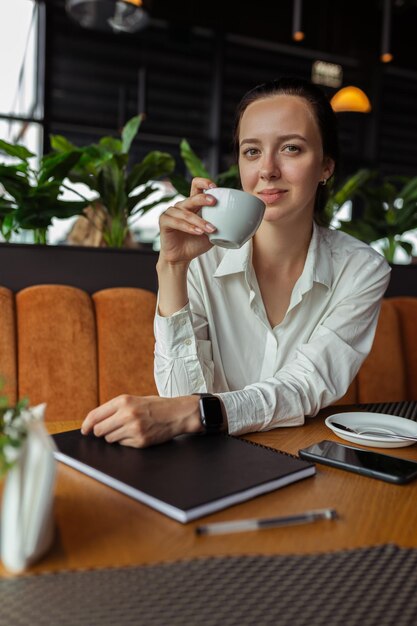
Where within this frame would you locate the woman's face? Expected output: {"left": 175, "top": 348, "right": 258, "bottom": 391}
{"left": 238, "top": 94, "right": 334, "bottom": 225}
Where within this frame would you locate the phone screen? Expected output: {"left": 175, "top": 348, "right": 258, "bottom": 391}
{"left": 298, "top": 440, "right": 417, "bottom": 484}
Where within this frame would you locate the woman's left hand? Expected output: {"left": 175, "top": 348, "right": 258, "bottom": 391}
{"left": 81, "top": 395, "right": 202, "bottom": 448}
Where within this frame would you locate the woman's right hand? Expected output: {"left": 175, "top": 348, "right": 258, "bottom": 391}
{"left": 158, "top": 177, "right": 218, "bottom": 266}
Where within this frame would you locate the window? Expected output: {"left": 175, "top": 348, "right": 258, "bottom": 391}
{"left": 0, "top": 0, "right": 42, "bottom": 152}
{"left": 0, "top": 0, "right": 43, "bottom": 242}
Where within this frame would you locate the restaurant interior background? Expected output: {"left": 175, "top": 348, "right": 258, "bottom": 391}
{"left": 2, "top": 0, "right": 417, "bottom": 254}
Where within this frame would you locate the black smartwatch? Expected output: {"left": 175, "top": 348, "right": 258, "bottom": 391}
{"left": 194, "top": 393, "right": 226, "bottom": 434}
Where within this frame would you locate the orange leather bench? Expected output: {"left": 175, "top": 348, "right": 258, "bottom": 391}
{"left": 0, "top": 285, "right": 157, "bottom": 421}
{"left": 0, "top": 285, "right": 416, "bottom": 421}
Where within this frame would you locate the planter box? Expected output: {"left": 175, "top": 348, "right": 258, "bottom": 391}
{"left": 385, "top": 263, "right": 417, "bottom": 298}
{"left": 0, "top": 242, "right": 159, "bottom": 294}
{"left": 0, "top": 243, "right": 416, "bottom": 298}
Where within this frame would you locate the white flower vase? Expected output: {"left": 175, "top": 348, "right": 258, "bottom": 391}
{"left": 1, "top": 403, "right": 57, "bottom": 573}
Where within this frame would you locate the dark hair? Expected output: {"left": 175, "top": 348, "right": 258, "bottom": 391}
{"left": 233, "top": 76, "right": 339, "bottom": 225}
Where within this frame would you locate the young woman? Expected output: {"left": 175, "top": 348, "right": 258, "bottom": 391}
{"left": 82, "top": 77, "right": 391, "bottom": 447}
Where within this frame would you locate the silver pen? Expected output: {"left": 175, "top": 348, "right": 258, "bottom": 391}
{"left": 195, "top": 508, "right": 338, "bottom": 536}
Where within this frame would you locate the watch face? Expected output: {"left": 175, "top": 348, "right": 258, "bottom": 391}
{"left": 201, "top": 396, "right": 224, "bottom": 430}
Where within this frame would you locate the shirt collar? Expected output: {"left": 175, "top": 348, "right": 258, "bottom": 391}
{"left": 310, "top": 223, "right": 333, "bottom": 290}
{"left": 212, "top": 223, "right": 333, "bottom": 289}
{"left": 213, "top": 241, "right": 252, "bottom": 278}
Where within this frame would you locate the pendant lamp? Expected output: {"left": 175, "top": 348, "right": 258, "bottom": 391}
{"left": 380, "top": 0, "right": 393, "bottom": 63}
{"left": 330, "top": 86, "right": 372, "bottom": 113}
{"left": 292, "top": 0, "right": 305, "bottom": 41}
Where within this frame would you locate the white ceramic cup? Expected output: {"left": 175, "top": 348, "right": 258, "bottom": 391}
{"left": 202, "top": 188, "right": 266, "bottom": 249}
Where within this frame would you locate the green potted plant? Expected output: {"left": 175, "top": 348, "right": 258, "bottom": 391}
{"left": 0, "top": 140, "right": 88, "bottom": 244}
{"left": 50, "top": 115, "right": 176, "bottom": 248}
{"left": 0, "top": 116, "right": 176, "bottom": 293}
{"left": 326, "top": 169, "right": 417, "bottom": 263}
{"left": 324, "top": 168, "right": 375, "bottom": 223}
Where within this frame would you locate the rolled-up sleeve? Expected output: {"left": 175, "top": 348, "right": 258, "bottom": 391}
{"left": 154, "top": 304, "right": 214, "bottom": 396}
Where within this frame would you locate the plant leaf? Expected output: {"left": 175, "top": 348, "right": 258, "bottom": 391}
{"left": 38, "top": 199, "right": 89, "bottom": 220}
{"left": 0, "top": 139, "right": 34, "bottom": 161}
{"left": 337, "top": 219, "right": 382, "bottom": 243}
{"left": 0, "top": 166, "right": 31, "bottom": 202}
{"left": 49, "top": 134, "right": 77, "bottom": 153}
{"left": 129, "top": 194, "right": 178, "bottom": 222}
{"left": 0, "top": 198, "right": 14, "bottom": 215}
{"left": 169, "top": 173, "right": 190, "bottom": 197}
{"left": 180, "top": 139, "right": 210, "bottom": 178}
{"left": 326, "top": 169, "right": 375, "bottom": 216}
{"left": 1, "top": 213, "right": 16, "bottom": 239}
{"left": 122, "top": 115, "right": 143, "bottom": 154}
{"left": 97, "top": 158, "right": 127, "bottom": 216}
{"left": 127, "top": 187, "right": 176, "bottom": 215}
{"left": 398, "top": 176, "right": 417, "bottom": 203}
{"left": 397, "top": 240, "right": 414, "bottom": 257}
{"left": 125, "top": 184, "right": 155, "bottom": 212}
{"left": 39, "top": 150, "right": 83, "bottom": 184}
{"left": 99, "top": 137, "right": 123, "bottom": 155}
{"left": 396, "top": 202, "right": 417, "bottom": 231}
{"left": 126, "top": 151, "right": 175, "bottom": 193}
{"left": 216, "top": 164, "right": 240, "bottom": 188}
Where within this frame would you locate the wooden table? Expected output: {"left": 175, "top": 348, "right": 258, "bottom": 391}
{"left": 2, "top": 408, "right": 417, "bottom": 576}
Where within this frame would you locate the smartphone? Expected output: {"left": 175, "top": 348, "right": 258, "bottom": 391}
{"left": 298, "top": 440, "right": 417, "bottom": 484}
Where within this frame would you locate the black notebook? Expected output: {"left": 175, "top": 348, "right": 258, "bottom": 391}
{"left": 52, "top": 430, "right": 315, "bottom": 523}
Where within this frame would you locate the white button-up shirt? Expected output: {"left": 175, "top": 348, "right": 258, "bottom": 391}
{"left": 154, "top": 224, "right": 391, "bottom": 435}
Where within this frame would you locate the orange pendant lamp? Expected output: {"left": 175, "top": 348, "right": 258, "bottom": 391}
{"left": 330, "top": 86, "right": 372, "bottom": 113}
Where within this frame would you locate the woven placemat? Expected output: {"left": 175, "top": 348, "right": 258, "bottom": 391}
{"left": 2, "top": 544, "right": 417, "bottom": 625}
{"left": 355, "top": 400, "right": 417, "bottom": 421}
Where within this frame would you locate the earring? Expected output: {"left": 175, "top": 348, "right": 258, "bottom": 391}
{"left": 320, "top": 178, "right": 327, "bottom": 186}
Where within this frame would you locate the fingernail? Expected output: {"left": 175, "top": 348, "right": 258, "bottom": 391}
{"left": 194, "top": 227, "right": 204, "bottom": 234}
{"left": 208, "top": 183, "right": 216, "bottom": 189}
{"left": 205, "top": 223, "right": 216, "bottom": 232}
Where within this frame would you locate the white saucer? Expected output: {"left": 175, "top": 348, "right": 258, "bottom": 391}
{"left": 325, "top": 412, "right": 417, "bottom": 448}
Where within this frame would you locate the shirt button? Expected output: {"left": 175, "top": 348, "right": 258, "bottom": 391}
{"left": 184, "top": 339, "right": 192, "bottom": 346}
{"left": 180, "top": 319, "right": 187, "bottom": 326}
